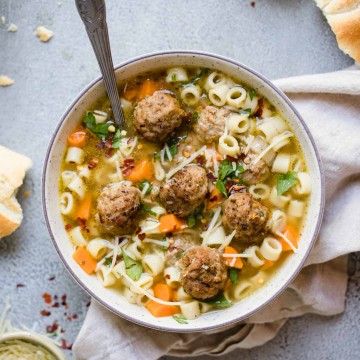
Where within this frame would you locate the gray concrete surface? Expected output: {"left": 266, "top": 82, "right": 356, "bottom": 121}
{"left": 0, "top": 0, "right": 358, "bottom": 359}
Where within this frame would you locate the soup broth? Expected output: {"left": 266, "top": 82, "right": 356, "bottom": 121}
{"left": 59, "top": 67, "right": 310, "bottom": 322}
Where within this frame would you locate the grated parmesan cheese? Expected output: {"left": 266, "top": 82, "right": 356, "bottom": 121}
{"left": 35, "top": 26, "right": 54, "bottom": 42}
{"left": 0, "top": 75, "right": 14, "bottom": 87}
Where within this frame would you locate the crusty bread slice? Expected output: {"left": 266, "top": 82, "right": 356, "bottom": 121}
{"left": 0, "top": 195, "right": 23, "bottom": 238}
{"left": 0, "top": 145, "right": 32, "bottom": 201}
{"left": 314, "top": 0, "right": 360, "bottom": 62}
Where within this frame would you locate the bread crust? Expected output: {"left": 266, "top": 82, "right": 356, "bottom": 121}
{"left": 0, "top": 196, "right": 23, "bottom": 238}
{"left": 314, "top": 0, "right": 360, "bottom": 62}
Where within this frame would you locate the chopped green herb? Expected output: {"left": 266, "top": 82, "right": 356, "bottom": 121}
{"left": 187, "top": 68, "right": 209, "bottom": 85}
{"left": 259, "top": 211, "right": 264, "bottom": 217}
{"left": 277, "top": 171, "right": 297, "bottom": 196}
{"left": 136, "top": 179, "right": 153, "bottom": 195}
{"left": 215, "top": 179, "right": 228, "bottom": 198}
{"left": 229, "top": 268, "right": 239, "bottom": 284}
{"left": 104, "top": 257, "right": 112, "bottom": 266}
{"left": 218, "top": 160, "right": 234, "bottom": 181}
{"left": 84, "top": 112, "right": 111, "bottom": 141}
{"left": 203, "top": 292, "right": 232, "bottom": 308}
{"left": 235, "top": 164, "right": 245, "bottom": 176}
{"left": 240, "top": 108, "right": 252, "bottom": 115}
{"left": 153, "top": 151, "right": 161, "bottom": 161}
{"left": 111, "top": 129, "right": 122, "bottom": 149}
{"left": 249, "top": 88, "right": 256, "bottom": 101}
{"left": 193, "top": 112, "right": 199, "bottom": 120}
{"left": 176, "top": 251, "right": 185, "bottom": 259}
{"left": 173, "top": 315, "right": 188, "bottom": 324}
{"left": 171, "top": 74, "right": 177, "bottom": 82}
{"left": 188, "top": 214, "right": 196, "bottom": 228}
{"left": 160, "top": 237, "right": 168, "bottom": 251}
{"left": 141, "top": 204, "right": 157, "bottom": 217}
{"left": 121, "top": 249, "right": 143, "bottom": 281}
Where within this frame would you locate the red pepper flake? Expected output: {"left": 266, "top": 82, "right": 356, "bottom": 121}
{"left": 60, "top": 329, "right": 65, "bottom": 333}
{"left": 40, "top": 310, "right": 51, "bottom": 316}
{"left": 229, "top": 185, "right": 247, "bottom": 194}
{"left": 121, "top": 158, "right": 135, "bottom": 175}
{"left": 67, "top": 316, "right": 72, "bottom": 321}
{"left": 138, "top": 233, "right": 146, "bottom": 241}
{"left": 105, "top": 148, "right": 114, "bottom": 158}
{"left": 209, "top": 195, "right": 218, "bottom": 203}
{"left": 88, "top": 157, "right": 99, "bottom": 170}
{"left": 86, "top": 301, "right": 91, "bottom": 307}
{"left": 253, "top": 98, "right": 264, "bottom": 118}
{"left": 61, "top": 294, "right": 67, "bottom": 307}
{"left": 250, "top": 1, "right": 255, "bottom": 7}
{"left": 61, "top": 339, "right": 72, "bottom": 350}
{"left": 77, "top": 218, "right": 90, "bottom": 233}
{"left": 46, "top": 321, "right": 59, "bottom": 333}
{"left": 72, "top": 314, "right": 78, "bottom": 319}
{"left": 104, "top": 140, "right": 113, "bottom": 149}
{"left": 226, "top": 155, "right": 239, "bottom": 162}
{"left": 16, "top": 283, "right": 25, "bottom": 288}
{"left": 196, "top": 155, "right": 205, "bottom": 165}
{"left": 48, "top": 275, "right": 55, "bottom": 281}
{"left": 52, "top": 302, "right": 60, "bottom": 308}
{"left": 42, "top": 293, "right": 52, "bottom": 304}
{"left": 65, "top": 224, "right": 73, "bottom": 232}
{"left": 165, "top": 274, "right": 171, "bottom": 279}
{"left": 54, "top": 295, "right": 58, "bottom": 300}
{"left": 96, "top": 142, "right": 105, "bottom": 149}
{"left": 206, "top": 172, "right": 217, "bottom": 182}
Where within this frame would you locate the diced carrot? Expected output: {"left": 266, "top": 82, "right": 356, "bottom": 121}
{"left": 72, "top": 246, "right": 97, "bottom": 275}
{"left": 67, "top": 131, "right": 86, "bottom": 148}
{"left": 207, "top": 187, "right": 224, "bottom": 210}
{"left": 279, "top": 224, "right": 299, "bottom": 252}
{"left": 76, "top": 193, "right": 92, "bottom": 220}
{"left": 123, "top": 86, "right": 138, "bottom": 101}
{"left": 159, "top": 214, "right": 185, "bottom": 233}
{"left": 216, "top": 153, "right": 222, "bottom": 162}
{"left": 126, "top": 159, "right": 154, "bottom": 183}
{"left": 154, "top": 283, "right": 173, "bottom": 302}
{"left": 261, "top": 260, "right": 274, "bottom": 270}
{"left": 137, "top": 79, "right": 159, "bottom": 100}
{"left": 146, "top": 301, "right": 179, "bottom": 317}
{"left": 224, "top": 246, "right": 243, "bottom": 269}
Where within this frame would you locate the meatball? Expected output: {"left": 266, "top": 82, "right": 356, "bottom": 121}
{"left": 242, "top": 151, "right": 270, "bottom": 184}
{"left": 133, "top": 92, "right": 185, "bottom": 142}
{"left": 194, "top": 106, "right": 230, "bottom": 143}
{"left": 222, "top": 192, "right": 269, "bottom": 244}
{"left": 96, "top": 184, "right": 141, "bottom": 235}
{"left": 159, "top": 165, "right": 208, "bottom": 218}
{"left": 179, "top": 246, "right": 228, "bottom": 300}
{"left": 165, "top": 232, "right": 200, "bottom": 267}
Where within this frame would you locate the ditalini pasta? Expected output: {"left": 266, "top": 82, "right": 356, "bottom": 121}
{"left": 59, "top": 66, "right": 310, "bottom": 322}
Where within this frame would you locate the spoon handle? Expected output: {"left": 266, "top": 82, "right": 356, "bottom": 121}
{"left": 75, "top": 0, "right": 124, "bottom": 127}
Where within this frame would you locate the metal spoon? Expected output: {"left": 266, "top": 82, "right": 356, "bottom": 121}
{"left": 75, "top": 0, "right": 124, "bottom": 128}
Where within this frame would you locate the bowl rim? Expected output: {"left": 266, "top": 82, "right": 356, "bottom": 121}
{"left": 42, "top": 49, "right": 325, "bottom": 333}
{"left": 0, "top": 331, "right": 66, "bottom": 359}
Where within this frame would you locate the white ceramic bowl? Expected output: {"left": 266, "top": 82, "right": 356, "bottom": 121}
{"left": 0, "top": 331, "right": 66, "bottom": 359}
{"left": 43, "top": 50, "right": 324, "bottom": 332}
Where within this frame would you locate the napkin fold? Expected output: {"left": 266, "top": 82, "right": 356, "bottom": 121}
{"left": 73, "top": 66, "right": 360, "bottom": 360}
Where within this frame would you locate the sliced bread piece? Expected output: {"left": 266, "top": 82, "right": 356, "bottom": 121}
{"left": 0, "top": 195, "right": 23, "bottom": 238}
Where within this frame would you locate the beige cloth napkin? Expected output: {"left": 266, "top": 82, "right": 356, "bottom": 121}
{"left": 73, "top": 67, "right": 360, "bottom": 359}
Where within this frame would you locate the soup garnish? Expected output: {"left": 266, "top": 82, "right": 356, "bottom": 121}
{"left": 59, "top": 67, "right": 311, "bottom": 322}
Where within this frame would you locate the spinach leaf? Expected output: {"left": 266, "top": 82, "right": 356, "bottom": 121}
{"left": 188, "top": 214, "right": 196, "bottom": 228}
{"left": 218, "top": 160, "right": 234, "bottom": 181}
{"left": 277, "top": 171, "right": 297, "bottom": 196}
{"left": 249, "top": 88, "right": 255, "bottom": 101}
{"left": 203, "top": 293, "right": 232, "bottom": 308}
{"left": 104, "top": 257, "right": 112, "bottom": 266}
{"left": 111, "top": 129, "right": 122, "bottom": 149}
{"left": 173, "top": 315, "right": 188, "bottom": 324}
{"left": 136, "top": 179, "right": 153, "bottom": 195}
{"left": 121, "top": 249, "right": 143, "bottom": 281}
{"left": 141, "top": 204, "right": 157, "bottom": 217}
{"left": 229, "top": 268, "right": 239, "bottom": 285}
{"left": 215, "top": 179, "right": 228, "bottom": 198}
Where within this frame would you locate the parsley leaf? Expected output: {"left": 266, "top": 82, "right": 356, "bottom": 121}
{"left": 203, "top": 293, "right": 232, "bottom": 308}
{"left": 188, "top": 214, "right": 196, "bottom": 228}
{"left": 249, "top": 88, "right": 255, "bottom": 101}
{"left": 277, "top": 171, "right": 297, "bottom": 196}
{"left": 229, "top": 268, "right": 239, "bottom": 285}
{"left": 173, "top": 315, "right": 188, "bottom": 324}
{"left": 235, "top": 164, "right": 245, "bottom": 176}
{"left": 84, "top": 112, "right": 111, "bottom": 141}
{"left": 111, "top": 129, "right": 122, "bottom": 149}
{"left": 104, "top": 257, "right": 112, "bottom": 266}
{"left": 141, "top": 204, "right": 157, "bottom": 217}
{"left": 121, "top": 249, "right": 143, "bottom": 281}
{"left": 187, "top": 68, "right": 209, "bottom": 85}
{"left": 153, "top": 151, "right": 161, "bottom": 161}
{"left": 188, "top": 205, "right": 203, "bottom": 228}
{"left": 171, "top": 73, "right": 177, "bottom": 82}
{"left": 218, "top": 160, "right": 234, "bottom": 181}
{"left": 215, "top": 179, "right": 228, "bottom": 198}
{"left": 240, "top": 108, "right": 252, "bottom": 115}
{"left": 193, "top": 112, "right": 199, "bottom": 120}
{"left": 136, "top": 179, "right": 153, "bottom": 195}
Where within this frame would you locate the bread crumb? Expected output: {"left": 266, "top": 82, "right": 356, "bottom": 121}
{"left": 8, "top": 23, "right": 17, "bottom": 32}
{"left": 0, "top": 75, "right": 15, "bottom": 87}
{"left": 0, "top": 16, "right": 5, "bottom": 25}
{"left": 35, "top": 26, "right": 54, "bottom": 42}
